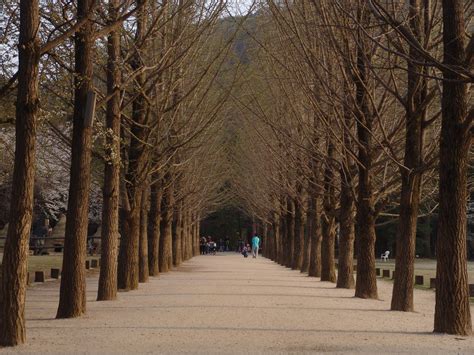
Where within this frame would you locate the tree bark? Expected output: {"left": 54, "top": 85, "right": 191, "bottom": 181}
{"left": 0, "top": 0, "right": 39, "bottom": 345}
{"left": 57, "top": 0, "right": 94, "bottom": 318}
{"left": 181, "top": 207, "right": 188, "bottom": 260}
{"left": 173, "top": 201, "right": 183, "bottom": 266}
{"left": 159, "top": 179, "right": 174, "bottom": 272}
{"left": 336, "top": 172, "right": 355, "bottom": 289}
{"left": 308, "top": 195, "right": 322, "bottom": 277}
{"left": 354, "top": 7, "right": 378, "bottom": 299}
{"left": 292, "top": 196, "right": 305, "bottom": 270}
{"left": 273, "top": 211, "right": 281, "bottom": 262}
{"left": 285, "top": 198, "right": 295, "bottom": 268}
{"left": 139, "top": 186, "right": 149, "bottom": 283}
{"left": 117, "top": 189, "right": 142, "bottom": 290}
{"left": 148, "top": 180, "right": 162, "bottom": 276}
{"left": 434, "top": 0, "right": 471, "bottom": 335}
{"left": 97, "top": 0, "right": 121, "bottom": 301}
{"left": 301, "top": 214, "right": 311, "bottom": 273}
{"left": 191, "top": 213, "right": 198, "bottom": 256}
{"left": 321, "top": 142, "right": 336, "bottom": 283}
{"left": 280, "top": 212, "right": 287, "bottom": 266}
{"left": 117, "top": 0, "right": 148, "bottom": 291}
{"left": 391, "top": 0, "right": 425, "bottom": 312}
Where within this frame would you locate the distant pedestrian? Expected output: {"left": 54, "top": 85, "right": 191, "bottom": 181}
{"left": 242, "top": 245, "right": 248, "bottom": 258}
{"left": 251, "top": 234, "right": 260, "bottom": 258}
{"left": 200, "top": 236, "right": 207, "bottom": 255}
{"left": 238, "top": 239, "right": 244, "bottom": 252}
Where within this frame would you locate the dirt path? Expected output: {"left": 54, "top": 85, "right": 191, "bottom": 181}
{"left": 2, "top": 254, "right": 474, "bottom": 354}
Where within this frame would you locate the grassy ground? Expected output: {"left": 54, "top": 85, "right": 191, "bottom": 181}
{"left": 374, "top": 258, "right": 474, "bottom": 288}
{"left": 0, "top": 253, "right": 99, "bottom": 273}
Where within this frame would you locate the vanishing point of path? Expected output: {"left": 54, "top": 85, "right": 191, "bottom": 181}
{"left": 3, "top": 254, "right": 474, "bottom": 354}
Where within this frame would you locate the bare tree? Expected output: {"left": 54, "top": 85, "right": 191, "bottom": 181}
{"left": 0, "top": 0, "right": 40, "bottom": 345}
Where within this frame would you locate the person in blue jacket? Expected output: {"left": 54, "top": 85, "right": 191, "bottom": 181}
{"left": 251, "top": 233, "right": 260, "bottom": 258}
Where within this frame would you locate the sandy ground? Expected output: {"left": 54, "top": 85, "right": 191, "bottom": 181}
{"left": 2, "top": 254, "right": 474, "bottom": 354}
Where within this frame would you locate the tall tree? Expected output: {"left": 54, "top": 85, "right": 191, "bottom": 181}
{"left": 0, "top": 0, "right": 40, "bottom": 345}
{"left": 57, "top": 0, "right": 95, "bottom": 318}
{"left": 97, "top": 0, "right": 122, "bottom": 301}
{"left": 353, "top": 6, "right": 378, "bottom": 299}
{"left": 391, "top": 0, "right": 427, "bottom": 312}
{"left": 148, "top": 179, "right": 162, "bottom": 276}
{"left": 117, "top": 0, "right": 149, "bottom": 291}
{"left": 321, "top": 140, "right": 336, "bottom": 283}
{"left": 434, "top": 0, "right": 472, "bottom": 335}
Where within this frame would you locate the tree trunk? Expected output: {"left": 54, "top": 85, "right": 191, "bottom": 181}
{"left": 308, "top": 195, "right": 322, "bottom": 277}
{"left": 173, "top": 201, "right": 183, "bottom": 266}
{"left": 279, "top": 213, "right": 287, "bottom": 265}
{"left": 321, "top": 218, "right": 336, "bottom": 282}
{"left": 292, "top": 197, "right": 305, "bottom": 270}
{"left": 117, "top": 0, "right": 148, "bottom": 291}
{"left": 191, "top": 213, "right": 198, "bottom": 256}
{"left": 262, "top": 223, "right": 268, "bottom": 258}
{"left": 159, "top": 180, "right": 174, "bottom": 272}
{"left": 391, "top": 0, "right": 425, "bottom": 312}
{"left": 57, "top": 0, "right": 94, "bottom": 318}
{"left": 139, "top": 187, "right": 149, "bottom": 283}
{"left": 181, "top": 207, "right": 188, "bottom": 260}
{"left": 301, "top": 211, "right": 311, "bottom": 273}
{"left": 148, "top": 180, "right": 162, "bottom": 276}
{"left": 286, "top": 198, "right": 295, "bottom": 268}
{"left": 0, "top": 0, "right": 39, "bottom": 345}
{"left": 354, "top": 8, "right": 378, "bottom": 299}
{"left": 97, "top": 0, "right": 121, "bottom": 301}
{"left": 187, "top": 211, "right": 194, "bottom": 259}
{"left": 117, "top": 189, "right": 142, "bottom": 290}
{"left": 273, "top": 211, "right": 281, "bottom": 262}
{"left": 434, "top": 0, "right": 471, "bottom": 335}
{"left": 321, "top": 142, "right": 336, "bottom": 283}
{"left": 337, "top": 173, "right": 355, "bottom": 289}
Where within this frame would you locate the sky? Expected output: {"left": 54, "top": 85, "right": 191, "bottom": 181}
{"left": 226, "top": 0, "right": 256, "bottom": 16}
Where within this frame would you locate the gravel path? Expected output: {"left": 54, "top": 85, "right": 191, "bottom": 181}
{"left": 2, "top": 253, "right": 474, "bottom": 354}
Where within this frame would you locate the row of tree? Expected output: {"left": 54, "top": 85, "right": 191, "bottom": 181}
{"left": 228, "top": 0, "right": 472, "bottom": 336}
{"left": 0, "top": 0, "right": 237, "bottom": 346}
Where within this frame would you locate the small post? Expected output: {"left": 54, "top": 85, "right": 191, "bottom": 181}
{"left": 469, "top": 284, "right": 474, "bottom": 297}
{"left": 51, "top": 268, "right": 61, "bottom": 279}
{"left": 34, "top": 271, "right": 45, "bottom": 283}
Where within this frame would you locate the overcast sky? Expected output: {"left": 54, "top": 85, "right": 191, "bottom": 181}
{"left": 226, "top": 0, "right": 256, "bottom": 16}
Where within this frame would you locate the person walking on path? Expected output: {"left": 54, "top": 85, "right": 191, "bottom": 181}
{"left": 251, "top": 233, "right": 260, "bottom": 258}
